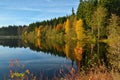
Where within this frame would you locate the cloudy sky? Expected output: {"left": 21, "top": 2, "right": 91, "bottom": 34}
{"left": 0, "top": 0, "right": 79, "bottom": 26}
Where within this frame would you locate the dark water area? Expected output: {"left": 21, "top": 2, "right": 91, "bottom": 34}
{"left": 0, "top": 38, "right": 119, "bottom": 80}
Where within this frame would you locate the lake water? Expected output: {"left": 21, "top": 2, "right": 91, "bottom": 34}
{"left": 0, "top": 39, "right": 119, "bottom": 80}
{"left": 0, "top": 39, "right": 75, "bottom": 80}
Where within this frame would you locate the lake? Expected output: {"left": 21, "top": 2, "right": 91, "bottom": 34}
{"left": 0, "top": 38, "right": 119, "bottom": 80}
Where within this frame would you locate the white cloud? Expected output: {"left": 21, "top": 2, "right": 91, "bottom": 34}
{"left": 0, "top": 6, "right": 71, "bottom": 13}
{"left": 0, "top": 0, "right": 79, "bottom": 26}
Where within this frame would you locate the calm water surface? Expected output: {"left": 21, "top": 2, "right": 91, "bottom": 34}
{"left": 0, "top": 38, "right": 119, "bottom": 80}
{"left": 0, "top": 39, "right": 74, "bottom": 80}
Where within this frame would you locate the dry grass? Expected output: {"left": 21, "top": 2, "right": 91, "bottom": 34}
{"left": 60, "top": 65, "right": 120, "bottom": 80}
{"left": 8, "top": 59, "right": 120, "bottom": 80}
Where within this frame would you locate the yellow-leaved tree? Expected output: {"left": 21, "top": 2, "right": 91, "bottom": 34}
{"left": 75, "top": 19, "right": 85, "bottom": 40}
{"left": 64, "top": 43, "right": 70, "bottom": 58}
{"left": 65, "top": 19, "right": 70, "bottom": 34}
{"left": 35, "top": 38, "right": 41, "bottom": 49}
{"left": 35, "top": 27, "right": 41, "bottom": 38}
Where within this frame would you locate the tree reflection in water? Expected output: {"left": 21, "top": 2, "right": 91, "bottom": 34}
{"left": 0, "top": 38, "right": 119, "bottom": 80}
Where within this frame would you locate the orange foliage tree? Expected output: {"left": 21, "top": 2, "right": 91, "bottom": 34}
{"left": 55, "top": 24, "right": 63, "bottom": 32}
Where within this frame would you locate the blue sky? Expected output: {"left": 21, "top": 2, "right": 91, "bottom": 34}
{"left": 0, "top": 0, "right": 79, "bottom": 27}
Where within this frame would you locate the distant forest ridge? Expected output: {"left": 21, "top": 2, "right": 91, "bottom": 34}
{"left": 0, "top": 16, "right": 67, "bottom": 36}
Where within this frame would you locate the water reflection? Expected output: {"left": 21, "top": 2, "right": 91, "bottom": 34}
{"left": 0, "top": 38, "right": 119, "bottom": 79}
{"left": 0, "top": 38, "right": 25, "bottom": 48}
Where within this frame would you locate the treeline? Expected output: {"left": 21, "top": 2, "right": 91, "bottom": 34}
{"left": 0, "top": 25, "right": 27, "bottom": 36}
{"left": 0, "top": 0, "right": 119, "bottom": 43}
{"left": 28, "top": 16, "right": 67, "bottom": 32}
{"left": 22, "top": 13, "right": 86, "bottom": 42}
{"left": 22, "top": 0, "right": 120, "bottom": 43}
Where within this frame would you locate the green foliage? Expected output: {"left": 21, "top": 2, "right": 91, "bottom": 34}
{"left": 77, "top": 0, "right": 97, "bottom": 29}
{"left": 107, "top": 14, "right": 120, "bottom": 71}
{"left": 90, "top": 6, "right": 107, "bottom": 40}
{"left": 0, "top": 25, "right": 27, "bottom": 36}
{"left": 28, "top": 16, "right": 67, "bottom": 32}
{"left": 77, "top": 0, "right": 120, "bottom": 31}
{"left": 107, "top": 14, "right": 120, "bottom": 38}
{"left": 98, "top": 0, "right": 120, "bottom": 16}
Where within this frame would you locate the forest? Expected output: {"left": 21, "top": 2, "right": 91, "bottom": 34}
{"left": 0, "top": 0, "right": 120, "bottom": 46}
{"left": 21, "top": 0, "right": 120, "bottom": 44}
